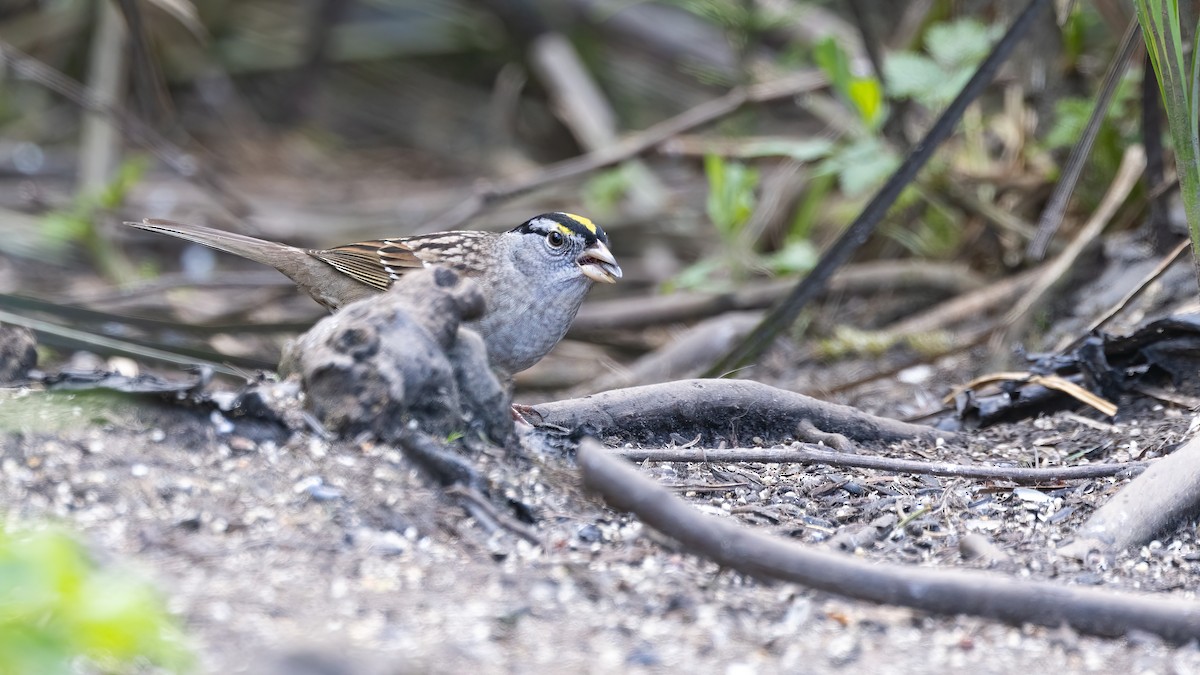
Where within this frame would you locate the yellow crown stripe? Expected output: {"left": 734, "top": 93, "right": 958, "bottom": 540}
{"left": 561, "top": 212, "right": 598, "bottom": 235}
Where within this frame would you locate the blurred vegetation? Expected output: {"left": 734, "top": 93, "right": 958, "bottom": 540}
{"left": 1135, "top": 0, "right": 1200, "bottom": 282}
{"left": 0, "top": 522, "right": 192, "bottom": 674}
{"left": 0, "top": 2, "right": 1147, "bottom": 278}
{"left": 0, "top": 0, "right": 1184, "bottom": 364}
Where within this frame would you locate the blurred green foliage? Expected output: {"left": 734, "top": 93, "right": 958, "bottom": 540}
{"left": 0, "top": 522, "right": 192, "bottom": 674}
{"left": 1135, "top": 0, "right": 1200, "bottom": 281}
{"left": 704, "top": 153, "right": 759, "bottom": 237}
{"left": 814, "top": 37, "right": 885, "bottom": 131}
{"left": 811, "top": 38, "right": 898, "bottom": 198}
{"left": 884, "top": 18, "right": 1002, "bottom": 108}
{"left": 41, "top": 156, "right": 149, "bottom": 282}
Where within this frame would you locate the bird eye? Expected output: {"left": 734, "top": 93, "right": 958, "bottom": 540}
{"left": 547, "top": 231, "right": 566, "bottom": 248}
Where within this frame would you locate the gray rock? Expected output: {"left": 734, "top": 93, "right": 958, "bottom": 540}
{"left": 0, "top": 323, "right": 36, "bottom": 383}
{"left": 282, "top": 267, "right": 512, "bottom": 445}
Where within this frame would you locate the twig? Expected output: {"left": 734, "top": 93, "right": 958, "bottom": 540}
{"left": 528, "top": 31, "right": 665, "bottom": 211}
{"left": 445, "top": 484, "right": 542, "bottom": 547}
{"left": 418, "top": 70, "right": 826, "bottom": 232}
{"left": 884, "top": 265, "right": 1042, "bottom": 337}
{"left": 1055, "top": 237, "right": 1191, "bottom": 353}
{"left": 609, "top": 444, "right": 1143, "bottom": 483}
{"left": 1027, "top": 19, "right": 1142, "bottom": 259}
{"left": 940, "top": 178, "right": 1038, "bottom": 241}
{"left": 79, "top": 0, "right": 127, "bottom": 194}
{"left": 705, "top": 0, "right": 1054, "bottom": 375}
{"left": 577, "top": 438, "right": 1200, "bottom": 643}
{"left": 571, "top": 260, "right": 984, "bottom": 334}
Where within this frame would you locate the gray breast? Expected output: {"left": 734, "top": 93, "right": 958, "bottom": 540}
{"left": 470, "top": 280, "right": 590, "bottom": 375}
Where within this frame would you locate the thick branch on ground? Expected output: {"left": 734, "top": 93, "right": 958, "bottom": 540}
{"left": 1060, "top": 433, "right": 1200, "bottom": 558}
{"left": 577, "top": 438, "right": 1200, "bottom": 643}
{"left": 530, "top": 379, "right": 947, "bottom": 445}
{"left": 612, "top": 444, "right": 1144, "bottom": 484}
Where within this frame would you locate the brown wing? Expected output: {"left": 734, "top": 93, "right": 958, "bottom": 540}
{"left": 309, "top": 240, "right": 425, "bottom": 291}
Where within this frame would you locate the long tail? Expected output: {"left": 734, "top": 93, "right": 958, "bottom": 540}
{"left": 126, "top": 218, "right": 308, "bottom": 270}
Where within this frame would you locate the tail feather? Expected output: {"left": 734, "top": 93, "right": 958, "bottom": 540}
{"left": 125, "top": 218, "right": 377, "bottom": 310}
{"left": 126, "top": 218, "right": 305, "bottom": 269}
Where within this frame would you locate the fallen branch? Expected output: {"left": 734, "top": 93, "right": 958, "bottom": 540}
{"left": 530, "top": 379, "right": 948, "bottom": 445}
{"left": 1060, "top": 433, "right": 1200, "bottom": 558}
{"left": 576, "top": 313, "right": 760, "bottom": 395}
{"left": 577, "top": 438, "right": 1200, "bottom": 643}
{"left": 611, "top": 444, "right": 1144, "bottom": 483}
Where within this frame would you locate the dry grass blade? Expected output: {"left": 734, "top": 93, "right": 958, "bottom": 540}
{"left": 1055, "top": 237, "right": 1191, "bottom": 353}
{"left": 999, "top": 144, "right": 1146, "bottom": 336}
{"left": 0, "top": 308, "right": 254, "bottom": 376}
{"left": 142, "top": 0, "right": 209, "bottom": 42}
{"left": 945, "top": 371, "right": 1118, "bottom": 417}
{"left": 1027, "top": 19, "right": 1142, "bottom": 259}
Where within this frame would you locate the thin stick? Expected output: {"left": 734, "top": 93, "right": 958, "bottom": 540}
{"left": 445, "top": 485, "right": 542, "bottom": 547}
{"left": 1056, "top": 237, "right": 1191, "bottom": 353}
{"left": 610, "top": 444, "right": 1142, "bottom": 483}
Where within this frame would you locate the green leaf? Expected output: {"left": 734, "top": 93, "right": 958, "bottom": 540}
{"left": 817, "top": 137, "right": 899, "bottom": 197}
{"left": 669, "top": 257, "right": 733, "bottom": 293}
{"left": 925, "top": 19, "right": 998, "bottom": 68}
{"left": 847, "top": 77, "right": 885, "bottom": 130}
{"left": 583, "top": 166, "right": 632, "bottom": 215}
{"left": 0, "top": 524, "right": 192, "bottom": 673}
{"left": 883, "top": 52, "right": 945, "bottom": 100}
{"left": 764, "top": 239, "right": 819, "bottom": 275}
{"left": 813, "top": 37, "right": 852, "bottom": 99}
{"left": 704, "top": 154, "right": 759, "bottom": 236}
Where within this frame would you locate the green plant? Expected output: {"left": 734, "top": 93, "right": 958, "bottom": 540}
{"left": 582, "top": 166, "right": 634, "bottom": 216}
{"left": 1135, "top": 0, "right": 1200, "bottom": 283}
{"left": 669, "top": 154, "right": 762, "bottom": 291}
{"left": 0, "top": 522, "right": 192, "bottom": 674}
{"left": 705, "top": 153, "right": 759, "bottom": 237}
{"left": 884, "top": 18, "right": 1002, "bottom": 108}
{"left": 810, "top": 38, "right": 898, "bottom": 198}
{"left": 42, "top": 155, "right": 148, "bottom": 283}
{"left": 813, "top": 37, "right": 886, "bottom": 131}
